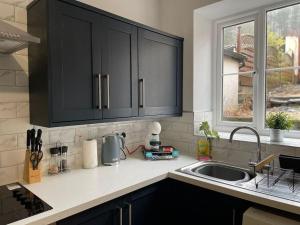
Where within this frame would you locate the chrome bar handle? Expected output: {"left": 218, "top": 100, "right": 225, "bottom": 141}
{"left": 97, "top": 74, "right": 102, "bottom": 110}
{"left": 232, "top": 208, "right": 236, "bottom": 225}
{"left": 139, "top": 78, "right": 144, "bottom": 108}
{"left": 125, "top": 203, "right": 132, "bottom": 225}
{"left": 117, "top": 207, "right": 123, "bottom": 225}
{"left": 104, "top": 74, "right": 110, "bottom": 109}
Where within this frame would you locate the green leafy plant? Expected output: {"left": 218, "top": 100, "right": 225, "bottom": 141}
{"left": 266, "top": 112, "right": 293, "bottom": 130}
{"left": 199, "top": 121, "right": 220, "bottom": 140}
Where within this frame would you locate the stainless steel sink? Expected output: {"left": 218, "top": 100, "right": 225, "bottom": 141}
{"left": 179, "top": 161, "right": 254, "bottom": 185}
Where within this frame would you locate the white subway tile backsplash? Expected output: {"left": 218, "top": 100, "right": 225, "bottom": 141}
{"left": 0, "top": 0, "right": 31, "bottom": 7}
{"left": 0, "top": 54, "right": 28, "bottom": 71}
{"left": 97, "top": 126, "right": 114, "bottom": 137}
{"left": 0, "top": 70, "right": 15, "bottom": 86}
{"left": 227, "top": 150, "right": 255, "bottom": 168}
{"left": 210, "top": 147, "right": 228, "bottom": 162}
{"left": 16, "top": 102, "right": 29, "bottom": 117}
{"left": 0, "top": 86, "right": 29, "bottom": 103}
{"left": 0, "top": 134, "right": 17, "bottom": 151}
{"left": 0, "top": 149, "right": 25, "bottom": 167}
{"left": 265, "top": 144, "right": 296, "bottom": 158}
{"left": 0, "top": 117, "right": 30, "bottom": 135}
{"left": 15, "top": 71, "right": 28, "bottom": 87}
{"left": 75, "top": 127, "right": 98, "bottom": 141}
{"left": 15, "top": 6, "right": 27, "bottom": 23}
{"left": 0, "top": 2, "right": 14, "bottom": 21}
{"left": 0, "top": 102, "right": 17, "bottom": 118}
{"left": 17, "top": 163, "right": 24, "bottom": 181}
{"left": 0, "top": 166, "right": 18, "bottom": 185}
{"left": 49, "top": 129, "right": 76, "bottom": 144}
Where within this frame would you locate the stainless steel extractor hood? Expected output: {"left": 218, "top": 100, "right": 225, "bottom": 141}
{"left": 0, "top": 20, "right": 40, "bottom": 54}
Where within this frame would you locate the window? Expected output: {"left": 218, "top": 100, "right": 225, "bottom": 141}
{"left": 222, "top": 21, "right": 255, "bottom": 123}
{"left": 266, "top": 4, "right": 300, "bottom": 130}
{"left": 215, "top": 1, "right": 300, "bottom": 134}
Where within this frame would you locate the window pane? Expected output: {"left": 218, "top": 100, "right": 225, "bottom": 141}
{"left": 223, "top": 73, "right": 253, "bottom": 122}
{"left": 266, "top": 4, "right": 300, "bottom": 69}
{"left": 223, "top": 21, "right": 255, "bottom": 74}
{"left": 266, "top": 68, "right": 300, "bottom": 129}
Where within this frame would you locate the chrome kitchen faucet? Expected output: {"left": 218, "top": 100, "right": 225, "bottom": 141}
{"left": 229, "top": 126, "right": 262, "bottom": 163}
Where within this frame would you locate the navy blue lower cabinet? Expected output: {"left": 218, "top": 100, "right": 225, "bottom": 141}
{"left": 56, "top": 183, "right": 164, "bottom": 225}
{"left": 57, "top": 200, "right": 122, "bottom": 225}
{"left": 162, "top": 179, "right": 250, "bottom": 225}
{"left": 57, "top": 180, "right": 250, "bottom": 225}
{"left": 126, "top": 182, "right": 163, "bottom": 225}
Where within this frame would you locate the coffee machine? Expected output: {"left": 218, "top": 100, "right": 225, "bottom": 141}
{"left": 144, "top": 122, "right": 162, "bottom": 151}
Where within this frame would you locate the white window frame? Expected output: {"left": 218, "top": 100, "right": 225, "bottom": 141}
{"left": 213, "top": 0, "right": 300, "bottom": 138}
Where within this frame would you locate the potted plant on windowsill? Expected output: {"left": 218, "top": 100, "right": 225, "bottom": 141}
{"left": 266, "top": 112, "right": 293, "bottom": 142}
{"left": 197, "top": 121, "right": 219, "bottom": 160}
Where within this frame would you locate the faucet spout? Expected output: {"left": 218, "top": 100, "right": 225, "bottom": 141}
{"left": 229, "top": 126, "right": 261, "bottom": 162}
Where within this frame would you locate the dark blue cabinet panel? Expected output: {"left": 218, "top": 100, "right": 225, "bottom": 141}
{"left": 28, "top": 0, "right": 183, "bottom": 127}
{"left": 101, "top": 17, "right": 138, "bottom": 119}
{"left": 51, "top": 1, "right": 103, "bottom": 123}
{"left": 138, "top": 29, "right": 183, "bottom": 117}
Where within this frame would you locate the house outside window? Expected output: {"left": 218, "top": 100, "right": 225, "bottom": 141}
{"left": 215, "top": 1, "right": 300, "bottom": 136}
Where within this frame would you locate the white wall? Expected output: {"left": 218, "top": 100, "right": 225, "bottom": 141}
{"left": 159, "top": 0, "right": 220, "bottom": 112}
{"left": 78, "top": 0, "right": 161, "bottom": 29}
{"left": 193, "top": 13, "right": 213, "bottom": 113}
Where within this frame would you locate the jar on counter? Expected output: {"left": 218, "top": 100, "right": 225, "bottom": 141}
{"left": 60, "top": 146, "right": 69, "bottom": 172}
{"left": 48, "top": 147, "right": 60, "bottom": 175}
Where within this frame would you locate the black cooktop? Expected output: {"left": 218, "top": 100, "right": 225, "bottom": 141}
{"left": 0, "top": 183, "right": 52, "bottom": 225}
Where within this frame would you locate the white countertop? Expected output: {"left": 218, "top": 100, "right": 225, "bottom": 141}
{"left": 10, "top": 154, "right": 300, "bottom": 225}
{"left": 11, "top": 154, "right": 197, "bottom": 225}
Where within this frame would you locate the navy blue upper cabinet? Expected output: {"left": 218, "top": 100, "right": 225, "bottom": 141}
{"left": 51, "top": 1, "right": 103, "bottom": 123}
{"left": 28, "top": 0, "right": 183, "bottom": 127}
{"left": 101, "top": 16, "right": 139, "bottom": 119}
{"left": 138, "top": 29, "right": 183, "bottom": 117}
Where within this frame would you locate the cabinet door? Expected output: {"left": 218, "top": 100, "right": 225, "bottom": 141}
{"left": 57, "top": 201, "right": 121, "bottom": 225}
{"left": 138, "top": 29, "right": 183, "bottom": 117}
{"left": 101, "top": 17, "right": 138, "bottom": 119}
{"left": 51, "top": 1, "right": 102, "bottom": 123}
{"left": 126, "top": 183, "right": 164, "bottom": 225}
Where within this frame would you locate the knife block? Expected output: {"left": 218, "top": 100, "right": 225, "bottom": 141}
{"left": 23, "top": 150, "right": 41, "bottom": 184}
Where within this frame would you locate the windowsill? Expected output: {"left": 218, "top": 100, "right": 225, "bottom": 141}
{"left": 194, "top": 130, "right": 300, "bottom": 148}
{"left": 215, "top": 132, "right": 300, "bottom": 148}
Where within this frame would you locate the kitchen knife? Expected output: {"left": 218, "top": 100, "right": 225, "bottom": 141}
{"left": 35, "top": 129, "right": 42, "bottom": 151}
{"left": 30, "top": 129, "right": 36, "bottom": 152}
{"left": 26, "top": 130, "right": 31, "bottom": 150}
